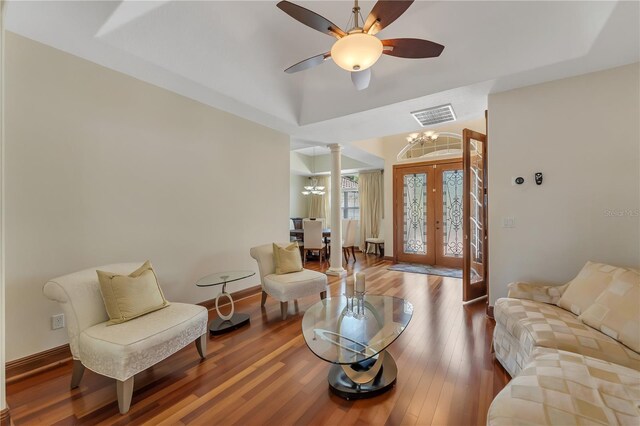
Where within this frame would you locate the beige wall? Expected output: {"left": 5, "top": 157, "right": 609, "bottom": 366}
{"left": 5, "top": 33, "right": 290, "bottom": 360}
{"left": 310, "top": 154, "right": 371, "bottom": 174}
{"left": 488, "top": 63, "right": 640, "bottom": 304}
{"left": 289, "top": 174, "right": 308, "bottom": 217}
{"left": 290, "top": 151, "right": 372, "bottom": 175}
{"left": 352, "top": 138, "right": 385, "bottom": 159}
{"left": 290, "top": 152, "right": 313, "bottom": 175}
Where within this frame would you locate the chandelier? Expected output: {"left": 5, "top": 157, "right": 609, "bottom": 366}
{"left": 302, "top": 145, "right": 326, "bottom": 196}
{"left": 406, "top": 130, "right": 439, "bottom": 145}
{"left": 302, "top": 177, "right": 325, "bottom": 196}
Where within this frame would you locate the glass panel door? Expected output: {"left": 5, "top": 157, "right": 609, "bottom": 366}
{"left": 403, "top": 173, "right": 427, "bottom": 255}
{"left": 394, "top": 165, "right": 435, "bottom": 264}
{"left": 435, "top": 163, "right": 464, "bottom": 267}
{"left": 463, "top": 129, "right": 487, "bottom": 301}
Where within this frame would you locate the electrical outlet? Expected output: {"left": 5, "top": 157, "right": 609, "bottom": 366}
{"left": 52, "top": 313, "right": 65, "bottom": 330}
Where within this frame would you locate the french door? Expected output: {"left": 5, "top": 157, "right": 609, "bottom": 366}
{"left": 462, "top": 129, "right": 488, "bottom": 301}
{"left": 435, "top": 163, "right": 464, "bottom": 267}
{"left": 393, "top": 161, "right": 464, "bottom": 267}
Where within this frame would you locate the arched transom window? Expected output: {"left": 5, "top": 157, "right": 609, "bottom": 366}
{"left": 397, "top": 132, "right": 462, "bottom": 162}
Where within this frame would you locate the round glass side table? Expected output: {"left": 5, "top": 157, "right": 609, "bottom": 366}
{"left": 195, "top": 271, "right": 255, "bottom": 335}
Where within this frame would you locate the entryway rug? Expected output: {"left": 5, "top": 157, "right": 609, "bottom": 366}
{"left": 388, "top": 263, "right": 463, "bottom": 279}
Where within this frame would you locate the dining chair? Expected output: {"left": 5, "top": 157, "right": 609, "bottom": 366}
{"left": 365, "top": 229, "right": 385, "bottom": 256}
{"left": 291, "top": 218, "right": 303, "bottom": 230}
{"left": 289, "top": 219, "right": 302, "bottom": 243}
{"left": 325, "top": 219, "right": 346, "bottom": 259}
{"left": 301, "top": 219, "right": 325, "bottom": 265}
{"left": 342, "top": 219, "right": 357, "bottom": 263}
{"left": 302, "top": 218, "right": 325, "bottom": 246}
{"left": 303, "top": 217, "right": 326, "bottom": 228}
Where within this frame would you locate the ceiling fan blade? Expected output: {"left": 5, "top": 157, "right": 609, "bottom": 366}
{"left": 363, "top": 1, "right": 414, "bottom": 35}
{"left": 277, "top": 1, "right": 346, "bottom": 38}
{"left": 351, "top": 68, "right": 371, "bottom": 91}
{"left": 382, "top": 38, "right": 445, "bottom": 58}
{"left": 285, "top": 52, "right": 331, "bottom": 74}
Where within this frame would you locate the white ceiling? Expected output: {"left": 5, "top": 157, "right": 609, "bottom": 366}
{"left": 6, "top": 1, "right": 639, "bottom": 150}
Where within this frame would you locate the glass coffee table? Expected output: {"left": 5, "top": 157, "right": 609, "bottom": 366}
{"left": 301, "top": 294, "right": 413, "bottom": 399}
{"left": 195, "top": 271, "right": 255, "bottom": 335}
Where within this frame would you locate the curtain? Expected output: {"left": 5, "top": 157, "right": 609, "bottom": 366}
{"left": 307, "top": 176, "right": 330, "bottom": 227}
{"left": 358, "top": 170, "right": 383, "bottom": 252}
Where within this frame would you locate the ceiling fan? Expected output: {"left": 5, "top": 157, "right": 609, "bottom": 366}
{"left": 277, "top": 0, "right": 445, "bottom": 90}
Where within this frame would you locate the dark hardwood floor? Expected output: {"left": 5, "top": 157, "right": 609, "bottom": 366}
{"left": 6, "top": 254, "right": 510, "bottom": 425}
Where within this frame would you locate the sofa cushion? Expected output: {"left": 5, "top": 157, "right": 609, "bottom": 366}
{"left": 488, "top": 347, "right": 640, "bottom": 426}
{"left": 264, "top": 269, "right": 327, "bottom": 301}
{"left": 557, "top": 261, "right": 626, "bottom": 316}
{"left": 495, "top": 298, "right": 640, "bottom": 371}
{"left": 579, "top": 269, "right": 640, "bottom": 353}
{"left": 507, "top": 281, "right": 569, "bottom": 305}
{"left": 97, "top": 261, "right": 170, "bottom": 325}
{"left": 78, "top": 302, "right": 207, "bottom": 381}
{"left": 272, "top": 242, "right": 303, "bottom": 275}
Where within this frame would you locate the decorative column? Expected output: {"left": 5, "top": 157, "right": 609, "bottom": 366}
{"left": 326, "top": 144, "right": 346, "bottom": 277}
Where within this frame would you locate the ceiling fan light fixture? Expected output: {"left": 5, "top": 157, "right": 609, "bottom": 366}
{"left": 330, "top": 32, "right": 383, "bottom": 72}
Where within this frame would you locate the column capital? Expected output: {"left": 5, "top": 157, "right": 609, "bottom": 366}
{"left": 328, "top": 143, "right": 342, "bottom": 152}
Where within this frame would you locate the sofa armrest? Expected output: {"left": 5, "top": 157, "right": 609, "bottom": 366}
{"left": 507, "top": 281, "right": 569, "bottom": 305}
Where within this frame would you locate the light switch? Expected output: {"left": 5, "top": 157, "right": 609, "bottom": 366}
{"left": 502, "top": 217, "right": 515, "bottom": 228}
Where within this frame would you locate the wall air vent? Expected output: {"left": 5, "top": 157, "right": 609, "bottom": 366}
{"left": 410, "top": 104, "right": 456, "bottom": 127}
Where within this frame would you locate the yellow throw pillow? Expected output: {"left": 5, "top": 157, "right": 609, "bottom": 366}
{"left": 273, "top": 243, "right": 303, "bottom": 275}
{"left": 557, "top": 261, "right": 626, "bottom": 315}
{"left": 97, "top": 261, "right": 170, "bottom": 325}
{"left": 579, "top": 269, "right": 640, "bottom": 352}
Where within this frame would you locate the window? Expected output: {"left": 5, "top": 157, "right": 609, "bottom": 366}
{"left": 341, "top": 175, "right": 359, "bottom": 219}
{"left": 397, "top": 132, "right": 462, "bottom": 161}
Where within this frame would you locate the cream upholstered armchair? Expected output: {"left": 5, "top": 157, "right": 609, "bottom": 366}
{"left": 43, "top": 263, "right": 208, "bottom": 414}
{"left": 250, "top": 244, "right": 328, "bottom": 320}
